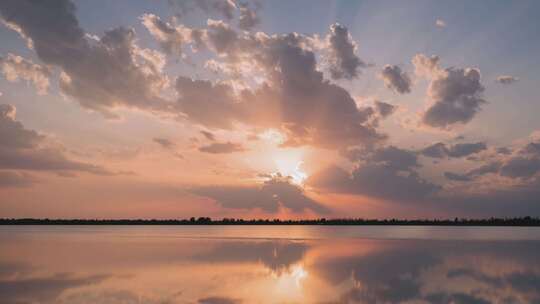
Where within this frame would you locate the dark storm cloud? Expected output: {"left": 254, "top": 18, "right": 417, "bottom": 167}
{"left": 192, "top": 176, "right": 329, "bottom": 214}
{"left": 326, "top": 23, "right": 365, "bottom": 80}
{"left": 413, "top": 54, "right": 486, "bottom": 129}
{"left": 380, "top": 64, "right": 411, "bottom": 94}
{"left": 0, "top": 104, "right": 112, "bottom": 176}
{"left": 0, "top": 0, "right": 168, "bottom": 118}
{"left": 309, "top": 146, "right": 439, "bottom": 203}
{"left": 496, "top": 75, "right": 518, "bottom": 85}
{"left": 198, "top": 142, "right": 245, "bottom": 154}
{"left": 420, "top": 142, "right": 487, "bottom": 159}
{"left": 153, "top": 137, "right": 175, "bottom": 149}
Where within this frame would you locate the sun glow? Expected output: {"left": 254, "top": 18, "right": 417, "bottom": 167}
{"left": 274, "top": 264, "right": 308, "bottom": 298}
{"left": 273, "top": 150, "right": 308, "bottom": 185}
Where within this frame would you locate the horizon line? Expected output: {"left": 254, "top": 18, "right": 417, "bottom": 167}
{"left": 1, "top": 217, "right": 540, "bottom": 226}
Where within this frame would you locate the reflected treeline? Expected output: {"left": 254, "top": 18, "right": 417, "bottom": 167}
{"left": 2, "top": 216, "right": 540, "bottom": 226}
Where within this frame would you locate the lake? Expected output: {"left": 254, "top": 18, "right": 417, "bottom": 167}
{"left": 1, "top": 226, "right": 540, "bottom": 303}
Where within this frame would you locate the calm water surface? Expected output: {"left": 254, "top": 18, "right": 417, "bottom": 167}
{"left": 1, "top": 226, "right": 540, "bottom": 303}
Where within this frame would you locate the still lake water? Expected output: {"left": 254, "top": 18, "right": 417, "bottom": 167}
{"left": 1, "top": 226, "right": 540, "bottom": 304}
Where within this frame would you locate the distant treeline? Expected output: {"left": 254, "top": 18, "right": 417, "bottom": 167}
{"left": 1, "top": 217, "right": 540, "bottom": 226}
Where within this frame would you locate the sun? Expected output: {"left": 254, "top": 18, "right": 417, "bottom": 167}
{"left": 273, "top": 150, "right": 308, "bottom": 185}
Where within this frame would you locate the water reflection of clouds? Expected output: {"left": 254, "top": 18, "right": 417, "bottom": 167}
{"left": 311, "top": 241, "right": 540, "bottom": 303}
{"left": 193, "top": 240, "right": 309, "bottom": 274}
{"left": 0, "top": 272, "right": 111, "bottom": 304}
{"left": 1, "top": 231, "right": 540, "bottom": 303}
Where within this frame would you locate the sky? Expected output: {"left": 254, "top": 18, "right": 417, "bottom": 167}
{"left": 1, "top": 0, "right": 540, "bottom": 219}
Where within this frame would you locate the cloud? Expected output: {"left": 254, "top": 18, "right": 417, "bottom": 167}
{"left": 164, "top": 24, "right": 386, "bottom": 149}
{"left": 205, "top": 19, "right": 240, "bottom": 54}
{"left": 174, "top": 76, "right": 242, "bottom": 129}
{"left": 192, "top": 176, "right": 329, "bottom": 213}
{"left": 413, "top": 54, "right": 486, "bottom": 129}
{"left": 496, "top": 147, "right": 512, "bottom": 155}
{"left": 0, "top": 53, "right": 50, "bottom": 94}
{"left": 420, "top": 142, "right": 447, "bottom": 158}
{"left": 420, "top": 142, "right": 487, "bottom": 159}
{"left": 0, "top": 170, "right": 36, "bottom": 188}
{"left": 238, "top": 2, "right": 260, "bottom": 30}
{"left": 168, "top": 0, "right": 237, "bottom": 20}
{"left": 523, "top": 141, "right": 540, "bottom": 156}
{"left": 444, "top": 139, "right": 540, "bottom": 182}
{"left": 444, "top": 172, "right": 472, "bottom": 182}
{"left": 435, "top": 19, "right": 446, "bottom": 28}
{"left": 198, "top": 142, "right": 245, "bottom": 154}
{"left": 412, "top": 53, "right": 440, "bottom": 78}
{"left": 200, "top": 130, "right": 216, "bottom": 141}
{"left": 198, "top": 297, "right": 242, "bottom": 304}
{"left": 380, "top": 65, "right": 411, "bottom": 94}
{"left": 372, "top": 145, "right": 420, "bottom": 170}
{"left": 309, "top": 146, "right": 439, "bottom": 202}
{"left": 140, "top": 13, "right": 196, "bottom": 56}
{"left": 0, "top": 103, "right": 112, "bottom": 176}
{"left": 0, "top": 104, "right": 43, "bottom": 149}
{"left": 374, "top": 101, "right": 397, "bottom": 118}
{"left": 153, "top": 137, "right": 175, "bottom": 149}
{"left": 0, "top": 1, "right": 169, "bottom": 118}
{"left": 326, "top": 23, "right": 365, "bottom": 80}
{"left": 445, "top": 162, "right": 501, "bottom": 182}
{"left": 499, "top": 157, "right": 540, "bottom": 179}
{"left": 447, "top": 142, "right": 487, "bottom": 157}
{"left": 496, "top": 75, "right": 518, "bottom": 85}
